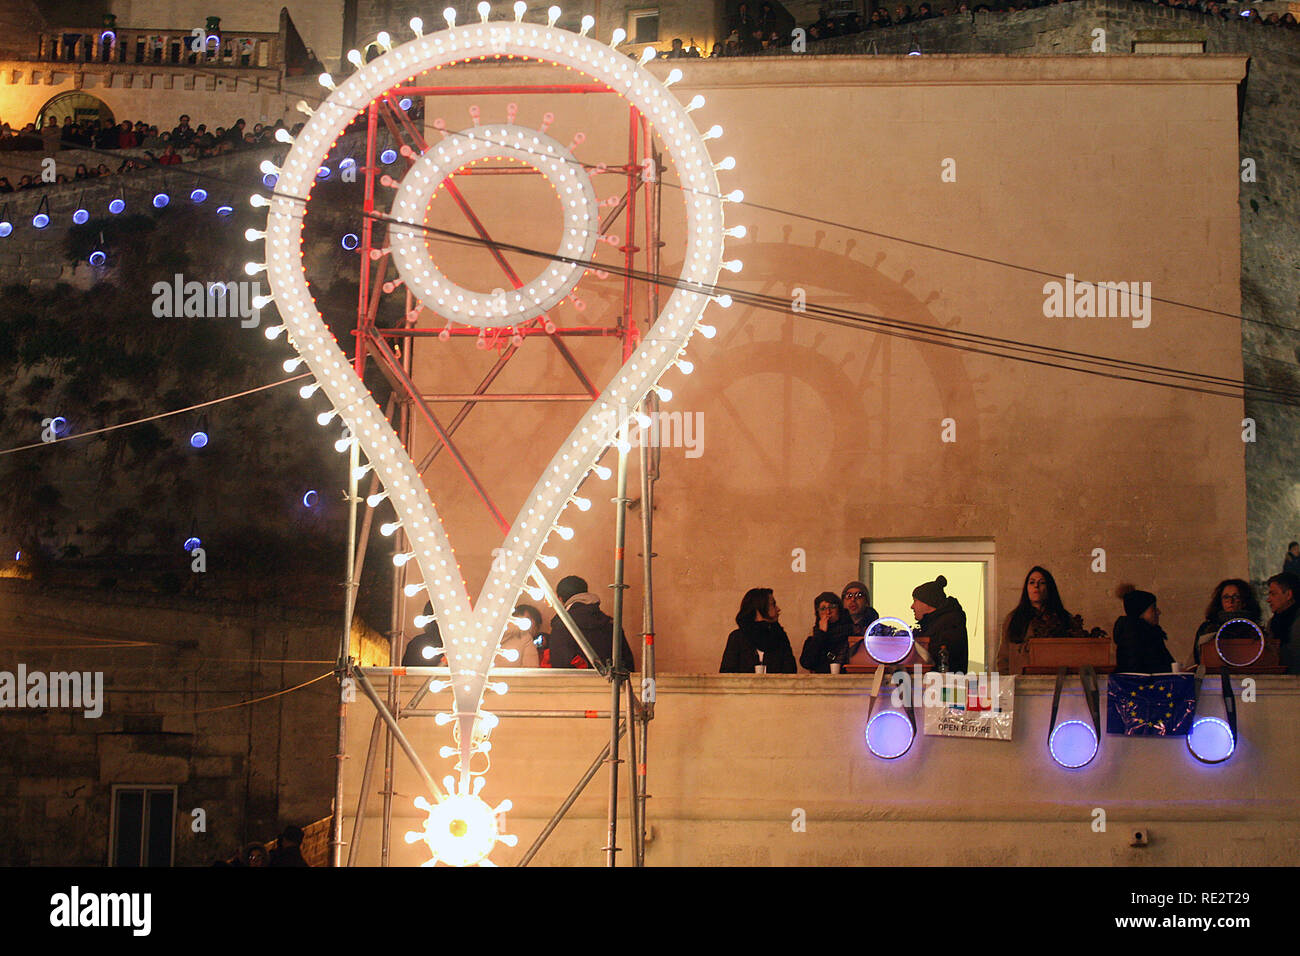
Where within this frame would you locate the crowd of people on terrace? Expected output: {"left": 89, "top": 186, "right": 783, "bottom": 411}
{"left": 718, "top": 559, "right": 1300, "bottom": 676}
{"left": 0, "top": 113, "right": 293, "bottom": 193}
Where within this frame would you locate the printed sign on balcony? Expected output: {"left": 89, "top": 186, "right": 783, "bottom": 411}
{"left": 922, "top": 672, "right": 1015, "bottom": 740}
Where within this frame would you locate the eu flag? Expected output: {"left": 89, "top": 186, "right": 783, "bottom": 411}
{"left": 1106, "top": 673, "right": 1197, "bottom": 736}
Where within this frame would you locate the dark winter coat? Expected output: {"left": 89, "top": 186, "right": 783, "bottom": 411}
{"left": 917, "top": 596, "right": 968, "bottom": 672}
{"left": 845, "top": 607, "right": 881, "bottom": 638}
{"left": 721, "top": 620, "right": 797, "bottom": 674}
{"left": 799, "top": 614, "right": 856, "bottom": 673}
{"left": 1269, "top": 602, "right": 1300, "bottom": 674}
{"left": 1113, "top": 615, "right": 1174, "bottom": 673}
{"left": 548, "top": 595, "right": 635, "bottom": 670}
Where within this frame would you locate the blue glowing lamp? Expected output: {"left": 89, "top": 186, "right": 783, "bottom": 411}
{"left": 380, "top": 148, "right": 398, "bottom": 165}
{"left": 317, "top": 166, "right": 331, "bottom": 180}
{"left": 302, "top": 490, "right": 319, "bottom": 508}
{"left": 191, "top": 187, "right": 208, "bottom": 204}
{"left": 865, "top": 709, "right": 915, "bottom": 759}
{"left": 865, "top": 617, "right": 916, "bottom": 665}
{"left": 153, "top": 192, "right": 170, "bottom": 208}
{"left": 189, "top": 430, "right": 208, "bottom": 449}
{"left": 1187, "top": 717, "right": 1235, "bottom": 764}
{"left": 88, "top": 250, "right": 107, "bottom": 266}
{"left": 183, "top": 537, "right": 202, "bottom": 553}
{"left": 399, "top": 97, "right": 413, "bottom": 111}
{"left": 1048, "top": 719, "right": 1098, "bottom": 768}
{"left": 32, "top": 212, "right": 50, "bottom": 229}
{"left": 262, "top": 173, "right": 278, "bottom": 189}
{"left": 0, "top": 221, "right": 11, "bottom": 238}
{"left": 73, "top": 208, "right": 89, "bottom": 225}
{"left": 216, "top": 204, "right": 234, "bottom": 217}
{"left": 341, "top": 233, "right": 359, "bottom": 251}
{"left": 108, "top": 198, "right": 126, "bottom": 214}
{"left": 339, "top": 158, "right": 356, "bottom": 171}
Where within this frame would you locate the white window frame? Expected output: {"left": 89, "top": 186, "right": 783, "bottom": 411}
{"left": 628, "top": 7, "right": 661, "bottom": 45}
{"left": 860, "top": 538, "right": 997, "bottom": 668}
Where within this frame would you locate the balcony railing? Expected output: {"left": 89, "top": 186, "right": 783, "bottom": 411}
{"left": 33, "top": 27, "right": 281, "bottom": 70}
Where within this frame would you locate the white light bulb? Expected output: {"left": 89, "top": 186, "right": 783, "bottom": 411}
{"left": 252, "top": 294, "right": 273, "bottom": 309}
{"left": 318, "top": 73, "right": 336, "bottom": 90}
{"left": 654, "top": 386, "right": 673, "bottom": 402}
{"left": 434, "top": 712, "right": 452, "bottom": 726}
{"left": 283, "top": 357, "right": 304, "bottom": 372}
{"left": 421, "top": 644, "right": 437, "bottom": 660}
{"left": 352, "top": 464, "right": 371, "bottom": 481}
{"left": 594, "top": 464, "right": 612, "bottom": 480}
{"left": 347, "top": 49, "right": 363, "bottom": 67}
{"left": 548, "top": 6, "right": 561, "bottom": 27}
{"left": 244, "top": 261, "right": 265, "bottom": 275}
{"left": 381, "top": 521, "right": 400, "bottom": 537}
{"left": 634, "top": 412, "right": 652, "bottom": 429}
{"left": 725, "top": 189, "right": 745, "bottom": 204}
{"left": 316, "top": 410, "right": 336, "bottom": 426}
{"left": 478, "top": 2, "right": 490, "bottom": 21}
{"left": 404, "top": 583, "right": 425, "bottom": 597}
{"left": 299, "top": 383, "right": 320, "bottom": 399}
{"left": 704, "top": 125, "right": 723, "bottom": 140}
{"left": 572, "top": 496, "right": 591, "bottom": 511}
{"left": 491, "top": 682, "right": 509, "bottom": 695}
{"left": 555, "top": 526, "right": 574, "bottom": 540}
{"left": 443, "top": 7, "right": 457, "bottom": 26}
{"left": 686, "top": 95, "right": 705, "bottom": 112}
{"left": 510, "top": 615, "right": 533, "bottom": 630}
{"left": 722, "top": 259, "right": 743, "bottom": 273}
{"left": 665, "top": 68, "right": 682, "bottom": 85}
{"left": 538, "top": 555, "right": 559, "bottom": 570}
{"left": 414, "top": 613, "right": 434, "bottom": 627}
{"left": 714, "top": 155, "right": 736, "bottom": 171}
{"left": 677, "top": 358, "right": 695, "bottom": 375}
{"left": 393, "top": 552, "right": 414, "bottom": 567}
{"left": 640, "top": 46, "right": 656, "bottom": 63}
{"left": 514, "top": 2, "right": 527, "bottom": 21}
{"left": 615, "top": 438, "right": 631, "bottom": 454}
{"left": 376, "top": 31, "right": 392, "bottom": 49}
{"left": 249, "top": 194, "right": 270, "bottom": 208}
{"left": 725, "top": 225, "right": 747, "bottom": 239}
{"left": 698, "top": 324, "right": 717, "bottom": 339}
{"left": 296, "top": 100, "right": 313, "bottom": 116}
{"left": 500, "top": 647, "right": 520, "bottom": 663}
{"left": 611, "top": 27, "right": 626, "bottom": 45}
{"left": 264, "top": 325, "right": 286, "bottom": 340}
{"left": 366, "top": 491, "right": 388, "bottom": 507}
{"left": 336, "top": 436, "right": 355, "bottom": 453}
{"left": 244, "top": 227, "right": 265, "bottom": 242}
{"left": 580, "top": 14, "right": 594, "bottom": 34}
{"left": 524, "top": 586, "right": 544, "bottom": 601}
{"left": 410, "top": 16, "right": 424, "bottom": 35}
{"left": 717, "top": 294, "right": 733, "bottom": 307}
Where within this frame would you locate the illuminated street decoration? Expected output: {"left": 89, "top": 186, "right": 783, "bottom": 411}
{"left": 251, "top": 7, "right": 735, "bottom": 863}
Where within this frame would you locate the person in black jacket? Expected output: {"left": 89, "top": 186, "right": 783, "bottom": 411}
{"left": 1266, "top": 572, "right": 1300, "bottom": 674}
{"left": 720, "top": 588, "right": 797, "bottom": 673}
{"left": 910, "top": 575, "right": 968, "bottom": 671}
{"left": 1112, "top": 585, "right": 1174, "bottom": 673}
{"left": 1192, "top": 578, "right": 1260, "bottom": 665}
{"left": 548, "top": 575, "right": 635, "bottom": 671}
{"left": 1284, "top": 542, "right": 1300, "bottom": 578}
{"left": 401, "top": 604, "right": 443, "bottom": 666}
{"left": 840, "top": 580, "right": 880, "bottom": 638}
{"left": 799, "top": 591, "right": 854, "bottom": 672}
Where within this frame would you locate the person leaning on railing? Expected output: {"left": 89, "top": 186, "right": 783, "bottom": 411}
{"left": 995, "top": 565, "right": 1099, "bottom": 671}
{"left": 720, "top": 587, "right": 797, "bottom": 673}
{"left": 1191, "top": 578, "right": 1261, "bottom": 665}
{"left": 798, "top": 590, "right": 854, "bottom": 673}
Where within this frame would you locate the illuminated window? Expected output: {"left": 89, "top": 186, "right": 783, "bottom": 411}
{"left": 630, "top": 8, "right": 660, "bottom": 44}
{"left": 860, "top": 539, "right": 995, "bottom": 673}
{"left": 109, "top": 785, "right": 176, "bottom": 867}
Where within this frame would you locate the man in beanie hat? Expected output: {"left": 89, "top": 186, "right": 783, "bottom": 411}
{"left": 840, "top": 581, "right": 879, "bottom": 638}
{"left": 1112, "top": 584, "right": 1174, "bottom": 673}
{"left": 910, "top": 574, "right": 968, "bottom": 671}
{"left": 548, "top": 574, "right": 636, "bottom": 670}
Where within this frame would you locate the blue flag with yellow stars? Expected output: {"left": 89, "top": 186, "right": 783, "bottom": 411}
{"left": 1106, "top": 673, "right": 1197, "bottom": 736}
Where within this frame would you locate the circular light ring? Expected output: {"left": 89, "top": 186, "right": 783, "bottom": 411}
{"left": 303, "top": 489, "right": 319, "bottom": 507}
{"left": 341, "top": 233, "right": 360, "bottom": 251}
{"left": 32, "top": 213, "right": 49, "bottom": 229}
{"left": 1187, "top": 716, "right": 1235, "bottom": 764}
{"left": 88, "top": 250, "right": 106, "bottom": 266}
{"left": 380, "top": 148, "right": 398, "bottom": 164}
{"left": 389, "top": 124, "right": 599, "bottom": 328}
{"left": 191, "top": 188, "right": 208, "bottom": 203}
{"left": 0, "top": 222, "right": 12, "bottom": 238}
{"left": 865, "top": 616, "right": 916, "bottom": 665}
{"left": 189, "top": 431, "right": 209, "bottom": 448}
{"left": 183, "top": 536, "right": 201, "bottom": 553}
{"left": 262, "top": 19, "right": 725, "bottom": 745}
{"left": 108, "top": 198, "right": 126, "bottom": 214}
{"left": 1214, "top": 617, "right": 1264, "bottom": 667}
{"left": 1049, "top": 719, "right": 1098, "bottom": 769}
{"left": 72, "top": 209, "right": 89, "bottom": 225}
{"left": 152, "top": 193, "right": 170, "bottom": 208}
{"left": 865, "top": 710, "right": 915, "bottom": 759}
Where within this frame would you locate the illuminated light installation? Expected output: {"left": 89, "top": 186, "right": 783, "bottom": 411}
{"left": 1187, "top": 716, "right": 1235, "bottom": 763}
{"left": 1214, "top": 618, "right": 1264, "bottom": 667}
{"left": 864, "top": 617, "right": 916, "bottom": 665}
{"left": 1048, "top": 720, "right": 1098, "bottom": 769}
{"left": 108, "top": 193, "right": 126, "bottom": 215}
{"left": 303, "top": 490, "right": 319, "bottom": 507}
{"left": 183, "top": 536, "right": 202, "bottom": 553}
{"left": 865, "top": 709, "right": 915, "bottom": 759}
{"left": 255, "top": 9, "right": 733, "bottom": 865}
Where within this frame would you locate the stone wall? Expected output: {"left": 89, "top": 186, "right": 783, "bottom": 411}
{"left": 792, "top": 0, "right": 1300, "bottom": 586}
{"left": 0, "top": 577, "right": 389, "bottom": 866}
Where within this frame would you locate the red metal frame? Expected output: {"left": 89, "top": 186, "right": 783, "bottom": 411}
{"left": 347, "top": 80, "right": 655, "bottom": 537}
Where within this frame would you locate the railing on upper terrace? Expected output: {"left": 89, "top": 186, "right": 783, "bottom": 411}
{"left": 33, "top": 27, "right": 281, "bottom": 70}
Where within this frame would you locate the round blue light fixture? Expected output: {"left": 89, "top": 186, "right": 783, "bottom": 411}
{"left": 262, "top": 173, "right": 278, "bottom": 189}
{"left": 190, "top": 188, "right": 208, "bottom": 204}
{"left": 339, "top": 157, "right": 356, "bottom": 171}
{"left": 865, "top": 617, "right": 916, "bottom": 665}
{"left": 216, "top": 204, "right": 234, "bottom": 217}
{"left": 108, "top": 198, "right": 126, "bottom": 215}
{"left": 1187, "top": 716, "right": 1235, "bottom": 764}
{"left": 0, "top": 221, "right": 11, "bottom": 238}
{"left": 152, "top": 193, "right": 170, "bottom": 208}
{"left": 399, "top": 97, "right": 413, "bottom": 111}
{"left": 302, "top": 490, "right": 319, "bottom": 508}
{"left": 317, "top": 166, "right": 331, "bottom": 180}
{"left": 865, "top": 710, "right": 915, "bottom": 760}
{"left": 341, "top": 233, "right": 359, "bottom": 251}
{"left": 1049, "top": 719, "right": 1098, "bottom": 769}
{"left": 183, "top": 536, "right": 202, "bottom": 553}
{"left": 88, "top": 250, "right": 106, "bottom": 266}
{"left": 51, "top": 416, "right": 67, "bottom": 435}
{"left": 32, "top": 213, "right": 49, "bottom": 229}
{"left": 380, "top": 148, "right": 398, "bottom": 165}
{"left": 72, "top": 208, "right": 89, "bottom": 225}
{"left": 189, "top": 430, "right": 209, "bottom": 449}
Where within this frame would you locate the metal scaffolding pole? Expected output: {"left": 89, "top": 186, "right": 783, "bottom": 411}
{"left": 330, "top": 440, "right": 361, "bottom": 867}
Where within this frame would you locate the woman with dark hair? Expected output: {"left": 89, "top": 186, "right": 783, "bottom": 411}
{"left": 798, "top": 591, "right": 854, "bottom": 673}
{"left": 1113, "top": 584, "right": 1174, "bottom": 673}
{"left": 996, "top": 566, "right": 1090, "bottom": 671}
{"left": 1192, "top": 578, "right": 1261, "bottom": 664}
{"left": 720, "top": 588, "right": 796, "bottom": 673}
